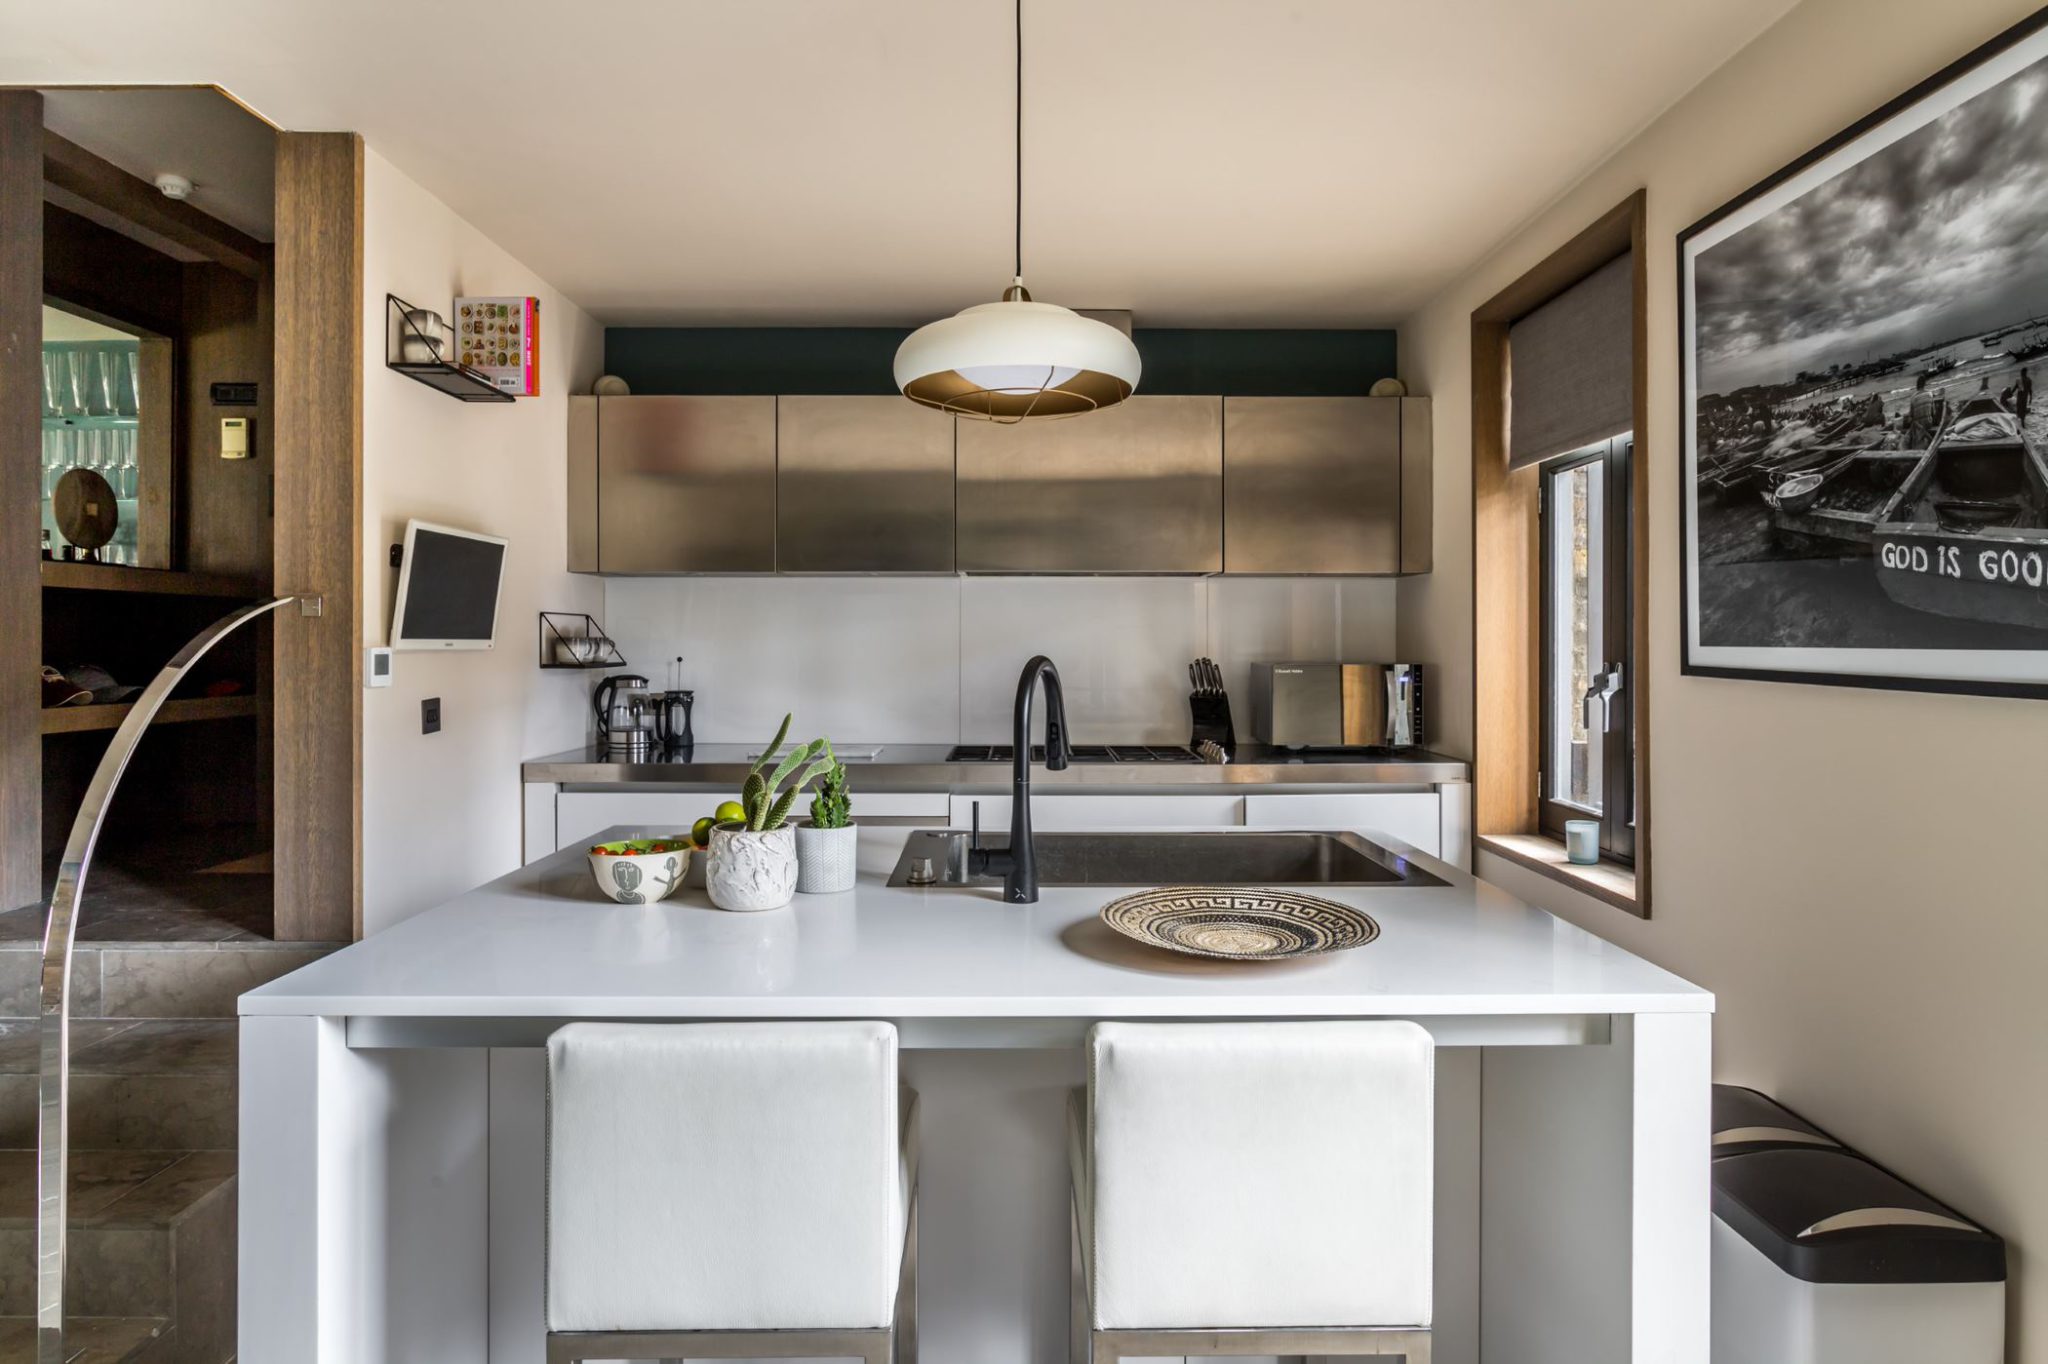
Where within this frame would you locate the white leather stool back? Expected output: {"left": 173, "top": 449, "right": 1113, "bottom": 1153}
{"left": 546, "top": 1020, "right": 902, "bottom": 1332}
{"left": 1084, "top": 1019, "right": 1434, "bottom": 1330}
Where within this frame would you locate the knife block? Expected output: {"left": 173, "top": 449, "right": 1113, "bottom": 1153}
{"left": 1188, "top": 692, "right": 1237, "bottom": 757}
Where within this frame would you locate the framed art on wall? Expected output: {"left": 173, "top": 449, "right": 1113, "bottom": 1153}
{"left": 1679, "top": 9, "right": 2048, "bottom": 698}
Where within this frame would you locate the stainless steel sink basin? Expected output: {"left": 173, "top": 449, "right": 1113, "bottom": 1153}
{"left": 886, "top": 829, "right": 1444, "bottom": 888}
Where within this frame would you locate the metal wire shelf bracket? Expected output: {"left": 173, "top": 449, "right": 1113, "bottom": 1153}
{"left": 37, "top": 593, "right": 302, "bottom": 1364}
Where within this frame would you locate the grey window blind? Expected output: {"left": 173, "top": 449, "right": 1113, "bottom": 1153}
{"left": 1507, "top": 251, "right": 1633, "bottom": 469}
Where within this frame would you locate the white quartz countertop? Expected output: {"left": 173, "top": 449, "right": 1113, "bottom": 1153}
{"left": 242, "top": 831, "right": 1711, "bottom": 1019}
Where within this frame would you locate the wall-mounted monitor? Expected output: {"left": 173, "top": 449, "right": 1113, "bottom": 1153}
{"left": 389, "top": 519, "right": 508, "bottom": 651}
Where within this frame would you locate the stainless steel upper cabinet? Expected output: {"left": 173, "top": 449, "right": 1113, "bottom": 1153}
{"left": 594, "top": 396, "right": 777, "bottom": 573}
{"left": 776, "top": 396, "right": 956, "bottom": 572}
{"left": 567, "top": 396, "right": 599, "bottom": 572}
{"left": 956, "top": 395, "right": 1223, "bottom": 573}
{"left": 1224, "top": 396, "right": 1411, "bottom": 575}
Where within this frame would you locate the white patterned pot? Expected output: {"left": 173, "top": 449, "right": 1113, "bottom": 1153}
{"left": 794, "top": 822, "right": 858, "bottom": 894}
{"left": 705, "top": 823, "right": 798, "bottom": 912}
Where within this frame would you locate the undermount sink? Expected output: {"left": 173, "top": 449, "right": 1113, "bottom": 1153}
{"left": 886, "top": 829, "right": 1444, "bottom": 889}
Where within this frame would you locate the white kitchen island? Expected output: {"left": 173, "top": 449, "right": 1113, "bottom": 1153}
{"left": 238, "top": 830, "right": 1711, "bottom": 1364}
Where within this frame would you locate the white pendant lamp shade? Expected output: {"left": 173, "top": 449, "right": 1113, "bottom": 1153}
{"left": 896, "top": 291, "right": 1142, "bottom": 422}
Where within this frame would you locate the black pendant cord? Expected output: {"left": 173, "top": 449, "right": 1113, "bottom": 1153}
{"left": 1014, "top": 0, "right": 1024, "bottom": 283}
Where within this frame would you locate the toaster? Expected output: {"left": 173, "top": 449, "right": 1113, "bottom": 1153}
{"left": 1247, "top": 663, "right": 1425, "bottom": 750}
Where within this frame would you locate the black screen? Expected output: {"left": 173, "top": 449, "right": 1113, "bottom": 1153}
{"left": 398, "top": 527, "right": 505, "bottom": 644}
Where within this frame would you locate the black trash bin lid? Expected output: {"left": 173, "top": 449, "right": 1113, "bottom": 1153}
{"left": 1711, "top": 1084, "right": 1842, "bottom": 1158}
{"left": 1714, "top": 1147, "right": 2006, "bottom": 1284}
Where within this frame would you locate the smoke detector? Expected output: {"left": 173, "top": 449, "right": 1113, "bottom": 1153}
{"left": 154, "top": 173, "right": 193, "bottom": 201}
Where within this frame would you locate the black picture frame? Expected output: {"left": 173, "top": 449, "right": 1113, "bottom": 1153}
{"left": 1677, "top": 8, "right": 2048, "bottom": 700}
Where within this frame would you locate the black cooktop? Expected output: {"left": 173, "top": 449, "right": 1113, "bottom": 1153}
{"left": 945, "top": 744, "right": 1203, "bottom": 764}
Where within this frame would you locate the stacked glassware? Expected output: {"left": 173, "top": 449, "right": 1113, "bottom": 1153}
{"left": 41, "top": 340, "right": 142, "bottom": 564}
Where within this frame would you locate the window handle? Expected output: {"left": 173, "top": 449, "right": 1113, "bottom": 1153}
{"left": 1582, "top": 664, "right": 1623, "bottom": 734}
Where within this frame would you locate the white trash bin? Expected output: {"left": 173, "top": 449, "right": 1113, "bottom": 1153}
{"left": 1711, "top": 1087, "right": 2005, "bottom": 1364}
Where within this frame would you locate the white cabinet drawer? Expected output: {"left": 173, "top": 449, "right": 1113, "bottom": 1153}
{"left": 557, "top": 789, "right": 949, "bottom": 852}
{"left": 1242, "top": 792, "right": 1441, "bottom": 856}
{"left": 556, "top": 792, "right": 705, "bottom": 851}
{"left": 950, "top": 794, "right": 1245, "bottom": 831}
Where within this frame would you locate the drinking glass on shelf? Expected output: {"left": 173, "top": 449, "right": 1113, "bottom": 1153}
{"left": 41, "top": 351, "right": 63, "bottom": 417}
{"left": 95, "top": 348, "right": 122, "bottom": 417}
{"left": 126, "top": 350, "right": 142, "bottom": 414}
{"left": 118, "top": 428, "right": 138, "bottom": 498}
{"left": 41, "top": 430, "right": 65, "bottom": 498}
{"left": 55, "top": 350, "right": 87, "bottom": 416}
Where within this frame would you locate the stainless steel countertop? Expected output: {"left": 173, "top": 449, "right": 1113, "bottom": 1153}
{"left": 523, "top": 742, "right": 1469, "bottom": 789}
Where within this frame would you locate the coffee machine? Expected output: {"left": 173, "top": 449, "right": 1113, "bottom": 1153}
{"left": 654, "top": 689, "right": 694, "bottom": 753}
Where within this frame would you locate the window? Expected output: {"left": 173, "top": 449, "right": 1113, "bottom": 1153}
{"left": 1473, "top": 192, "right": 1647, "bottom": 912}
{"left": 1539, "top": 434, "right": 1633, "bottom": 860}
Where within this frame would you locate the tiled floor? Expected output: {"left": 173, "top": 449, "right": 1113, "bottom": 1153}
{"left": 0, "top": 827, "right": 312, "bottom": 1359}
{"left": 0, "top": 1314, "right": 170, "bottom": 1364}
{"left": 0, "top": 829, "right": 272, "bottom": 945}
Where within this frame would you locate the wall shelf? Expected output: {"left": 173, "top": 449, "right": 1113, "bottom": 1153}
{"left": 385, "top": 293, "right": 513, "bottom": 402}
{"left": 40, "top": 693, "right": 259, "bottom": 735}
{"left": 41, "top": 561, "right": 267, "bottom": 597}
{"left": 538, "top": 610, "right": 626, "bottom": 669}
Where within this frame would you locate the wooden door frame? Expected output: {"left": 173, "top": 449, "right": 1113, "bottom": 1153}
{"left": 1470, "top": 190, "right": 1652, "bottom": 915}
{"left": 272, "top": 131, "right": 364, "bottom": 942}
{"left": 0, "top": 91, "right": 42, "bottom": 914}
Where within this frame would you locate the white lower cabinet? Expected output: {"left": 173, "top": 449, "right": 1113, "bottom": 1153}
{"left": 554, "top": 792, "right": 707, "bottom": 852}
{"left": 1242, "top": 791, "right": 1443, "bottom": 857}
{"left": 949, "top": 793, "right": 1245, "bottom": 831}
{"left": 554, "top": 789, "right": 950, "bottom": 853}
{"left": 536, "top": 787, "right": 1451, "bottom": 861}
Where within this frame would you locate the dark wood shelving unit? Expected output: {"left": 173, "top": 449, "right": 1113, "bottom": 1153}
{"left": 39, "top": 693, "right": 259, "bottom": 735}
{"left": 41, "top": 560, "right": 267, "bottom": 598}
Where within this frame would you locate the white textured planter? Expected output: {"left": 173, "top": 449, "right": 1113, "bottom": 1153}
{"left": 795, "top": 822, "right": 858, "bottom": 894}
{"left": 705, "top": 824, "right": 798, "bottom": 912}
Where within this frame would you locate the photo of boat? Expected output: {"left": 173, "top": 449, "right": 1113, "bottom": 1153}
{"left": 1872, "top": 394, "right": 2048, "bottom": 630}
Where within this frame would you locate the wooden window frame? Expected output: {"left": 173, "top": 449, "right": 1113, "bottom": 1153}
{"left": 1471, "top": 192, "right": 1651, "bottom": 915}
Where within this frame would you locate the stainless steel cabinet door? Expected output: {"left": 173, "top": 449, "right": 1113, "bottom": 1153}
{"left": 956, "top": 395, "right": 1223, "bottom": 573}
{"left": 568, "top": 396, "right": 598, "bottom": 572}
{"left": 777, "top": 396, "right": 956, "bottom": 572}
{"left": 1224, "top": 397, "right": 1401, "bottom": 574}
{"left": 596, "top": 396, "right": 776, "bottom": 573}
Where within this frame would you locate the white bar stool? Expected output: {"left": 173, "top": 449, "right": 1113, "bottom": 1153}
{"left": 1069, "top": 1020, "right": 1434, "bottom": 1364}
{"left": 545, "top": 1020, "right": 918, "bottom": 1364}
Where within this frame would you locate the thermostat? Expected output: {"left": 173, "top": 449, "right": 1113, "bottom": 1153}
{"left": 220, "top": 416, "right": 252, "bottom": 460}
{"left": 366, "top": 646, "right": 393, "bottom": 688}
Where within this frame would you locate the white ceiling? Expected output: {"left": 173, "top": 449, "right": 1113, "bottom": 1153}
{"left": 1, "top": 0, "right": 1797, "bottom": 326}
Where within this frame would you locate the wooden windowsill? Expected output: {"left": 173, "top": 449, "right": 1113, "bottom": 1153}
{"left": 1477, "top": 832, "right": 1640, "bottom": 916}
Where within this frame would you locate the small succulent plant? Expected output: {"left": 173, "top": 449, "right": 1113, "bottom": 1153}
{"left": 739, "top": 714, "right": 835, "bottom": 832}
{"left": 809, "top": 745, "right": 852, "bottom": 829}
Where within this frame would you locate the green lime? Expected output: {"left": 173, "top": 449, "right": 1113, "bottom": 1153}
{"left": 691, "top": 816, "right": 715, "bottom": 847}
{"left": 714, "top": 800, "right": 746, "bottom": 826}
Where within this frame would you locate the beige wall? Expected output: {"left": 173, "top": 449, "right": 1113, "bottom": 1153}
{"left": 1397, "top": 0, "right": 2048, "bottom": 1353}
{"left": 360, "top": 149, "right": 603, "bottom": 934}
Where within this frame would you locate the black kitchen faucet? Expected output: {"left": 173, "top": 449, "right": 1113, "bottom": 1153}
{"left": 970, "top": 655, "right": 1070, "bottom": 903}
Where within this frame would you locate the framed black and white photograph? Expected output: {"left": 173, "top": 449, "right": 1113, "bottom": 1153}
{"left": 1680, "top": 12, "right": 2048, "bottom": 698}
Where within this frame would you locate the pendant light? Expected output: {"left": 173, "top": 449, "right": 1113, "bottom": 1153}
{"left": 894, "top": 0, "right": 1141, "bottom": 422}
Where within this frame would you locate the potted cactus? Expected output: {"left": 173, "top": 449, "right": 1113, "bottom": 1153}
{"left": 704, "top": 715, "right": 833, "bottom": 912}
{"left": 795, "top": 744, "right": 856, "bottom": 893}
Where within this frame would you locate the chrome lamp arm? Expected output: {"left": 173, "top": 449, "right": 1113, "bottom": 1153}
{"left": 37, "top": 593, "right": 309, "bottom": 1364}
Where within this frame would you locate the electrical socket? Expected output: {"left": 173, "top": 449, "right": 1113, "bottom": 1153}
{"left": 422, "top": 697, "right": 441, "bottom": 734}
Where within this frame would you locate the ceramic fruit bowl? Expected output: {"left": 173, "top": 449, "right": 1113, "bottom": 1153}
{"left": 586, "top": 838, "right": 691, "bottom": 904}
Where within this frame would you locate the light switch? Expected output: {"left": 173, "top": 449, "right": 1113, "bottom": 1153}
{"left": 220, "top": 416, "right": 251, "bottom": 460}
